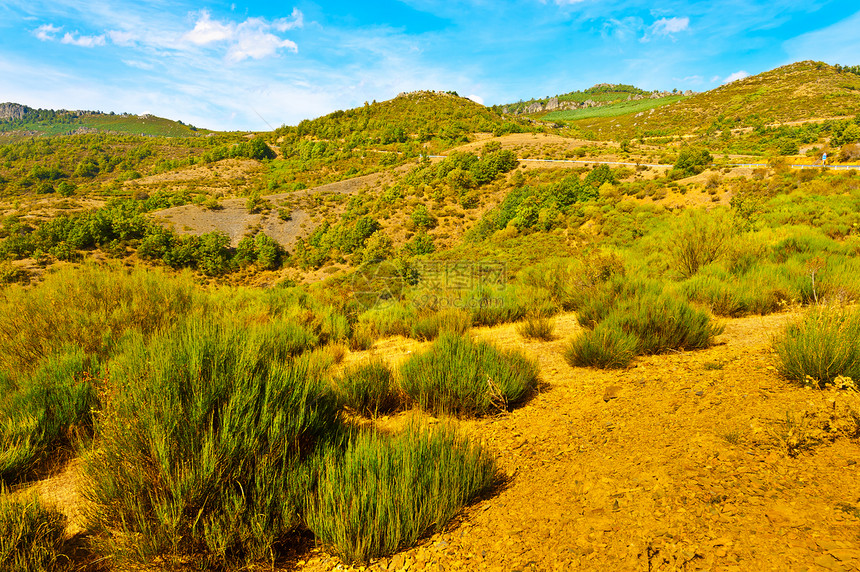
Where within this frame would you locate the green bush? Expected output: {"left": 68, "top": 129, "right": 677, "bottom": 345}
{"left": 399, "top": 333, "right": 539, "bottom": 416}
{"left": 773, "top": 307, "right": 860, "bottom": 386}
{"left": 517, "top": 312, "right": 556, "bottom": 341}
{"left": 670, "top": 209, "right": 731, "bottom": 278}
{"left": 607, "top": 292, "right": 722, "bottom": 355}
{"left": 0, "top": 493, "right": 69, "bottom": 572}
{"left": 565, "top": 322, "right": 639, "bottom": 369}
{"left": 84, "top": 317, "right": 341, "bottom": 568}
{"left": 334, "top": 359, "right": 399, "bottom": 416}
{"left": 304, "top": 424, "right": 496, "bottom": 564}
{"left": 467, "top": 285, "right": 526, "bottom": 327}
{"left": 411, "top": 309, "right": 471, "bottom": 341}
{"left": 0, "top": 263, "right": 196, "bottom": 376}
{"left": 0, "top": 349, "right": 96, "bottom": 483}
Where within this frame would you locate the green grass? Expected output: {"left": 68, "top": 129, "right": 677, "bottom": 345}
{"left": 304, "top": 424, "right": 496, "bottom": 564}
{"left": 544, "top": 96, "right": 686, "bottom": 122}
{"left": 411, "top": 309, "right": 471, "bottom": 341}
{"left": 0, "top": 349, "right": 96, "bottom": 483}
{"left": 399, "top": 333, "right": 539, "bottom": 416}
{"left": 0, "top": 492, "right": 69, "bottom": 572}
{"left": 334, "top": 359, "right": 399, "bottom": 416}
{"left": 773, "top": 306, "right": 860, "bottom": 387}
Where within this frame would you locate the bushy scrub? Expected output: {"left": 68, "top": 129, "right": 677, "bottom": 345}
{"left": 304, "top": 424, "right": 496, "bottom": 564}
{"left": 411, "top": 309, "right": 471, "bottom": 341}
{"left": 0, "top": 349, "right": 96, "bottom": 483}
{"left": 0, "top": 263, "right": 197, "bottom": 376}
{"left": 467, "top": 285, "right": 527, "bottom": 327}
{"left": 334, "top": 359, "right": 399, "bottom": 416}
{"left": 565, "top": 322, "right": 639, "bottom": 369}
{"left": 773, "top": 306, "right": 860, "bottom": 386}
{"left": 0, "top": 493, "right": 69, "bottom": 572}
{"left": 569, "top": 289, "right": 722, "bottom": 369}
{"left": 84, "top": 317, "right": 341, "bottom": 568}
{"left": 517, "top": 312, "right": 556, "bottom": 341}
{"left": 399, "top": 333, "right": 539, "bottom": 416}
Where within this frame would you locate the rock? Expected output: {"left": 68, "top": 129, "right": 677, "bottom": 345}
{"left": 0, "top": 102, "right": 30, "bottom": 121}
{"left": 603, "top": 385, "right": 622, "bottom": 402}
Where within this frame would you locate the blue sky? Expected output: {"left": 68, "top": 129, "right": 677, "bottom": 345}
{"left": 1, "top": 0, "right": 859, "bottom": 131}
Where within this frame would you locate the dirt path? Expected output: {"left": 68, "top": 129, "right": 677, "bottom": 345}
{"left": 301, "top": 311, "right": 860, "bottom": 572}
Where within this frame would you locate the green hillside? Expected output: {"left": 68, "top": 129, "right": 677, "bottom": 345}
{"left": 574, "top": 61, "right": 860, "bottom": 138}
{"left": 495, "top": 84, "right": 651, "bottom": 115}
{"left": 0, "top": 106, "right": 207, "bottom": 140}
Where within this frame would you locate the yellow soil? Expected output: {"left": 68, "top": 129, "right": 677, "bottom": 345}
{"left": 300, "top": 310, "right": 860, "bottom": 572}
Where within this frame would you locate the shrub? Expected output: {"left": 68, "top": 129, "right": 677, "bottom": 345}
{"left": 84, "top": 317, "right": 341, "bottom": 568}
{"left": 0, "top": 493, "right": 69, "bottom": 572}
{"left": 334, "top": 359, "right": 399, "bottom": 416}
{"left": 773, "top": 307, "right": 860, "bottom": 386}
{"left": 399, "top": 333, "right": 539, "bottom": 416}
{"left": 304, "top": 424, "right": 496, "bottom": 564}
{"left": 565, "top": 322, "right": 639, "bottom": 369}
{"left": 411, "top": 309, "right": 471, "bottom": 341}
{"left": 0, "top": 349, "right": 96, "bottom": 483}
{"left": 467, "top": 285, "right": 526, "bottom": 327}
{"left": 517, "top": 312, "right": 556, "bottom": 341}
{"left": 673, "top": 147, "right": 713, "bottom": 177}
{"left": 0, "top": 263, "right": 196, "bottom": 376}
{"left": 670, "top": 209, "right": 731, "bottom": 278}
{"left": 607, "top": 292, "right": 722, "bottom": 355}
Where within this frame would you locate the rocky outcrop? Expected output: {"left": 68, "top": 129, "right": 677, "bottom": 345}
{"left": 0, "top": 102, "right": 30, "bottom": 121}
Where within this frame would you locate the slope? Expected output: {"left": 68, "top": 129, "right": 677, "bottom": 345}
{"left": 571, "top": 61, "right": 860, "bottom": 139}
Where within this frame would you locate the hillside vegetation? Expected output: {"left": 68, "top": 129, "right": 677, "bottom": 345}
{"left": 2, "top": 60, "right": 860, "bottom": 571}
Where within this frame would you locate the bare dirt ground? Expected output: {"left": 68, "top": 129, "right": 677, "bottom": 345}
{"left": 302, "top": 310, "right": 860, "bottom": 572}
{"left": 24, "top": 308, "right": 860, "bottom": 571}
{"left": 152, "top": 170, "right": 401, "bottom": 248}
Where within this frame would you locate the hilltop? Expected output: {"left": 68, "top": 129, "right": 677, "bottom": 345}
{"left": 569, "top": 61, "right": 860, "bottom": 138}
{"left": 0, "top": 102, "right": 207, "bottom": 140}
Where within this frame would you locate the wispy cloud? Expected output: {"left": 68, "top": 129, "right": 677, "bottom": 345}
{"left": 723, "top": 70, "right": 750, "bottom": 83}
{"left": 61, "top": 32, "right": 106, "bottom": 47}
{"left": 652, "top": 17, "right": 690, "bottom": 36}
{"left": 34, "top": 23, "right": 61, "bottom": 41}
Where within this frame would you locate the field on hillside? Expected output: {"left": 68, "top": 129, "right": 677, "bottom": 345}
{"left": 544, "top": 95, "right": 686, "bottom": 122}
{"left": 2, "top": 62, "right": 860, "bottom": 572}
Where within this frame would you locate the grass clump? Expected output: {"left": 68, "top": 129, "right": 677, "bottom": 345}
{"left": 304, "top": 424, "right": 496, "bottom": 564}
{"left": 517, "top": 312, "right": 556, "bottom": 341}
{"left": 334, "top": 359, "right": 399, "bottom": 416}
{"left": 0, "top": 349, "right": 96, "bottom": 483}
{"left": 399, "top": 333, "right": 539, "bottom": 416}
{"left": 773, "top": 306, "right": 860, "bottom": 387}
{"left": 411, "top": 309, "right": 471, "bottom": 341}
{"left": 0, "top": 492, "right": 69, "bottom": 572}
{"left": 84, "top": 317, "right": 341, "bottom": 569}
{"left": 565, "top": 322, "right": 639, "bottom": 369}
{"left": 568, "top": 290, "right": 722, "bottom": 369}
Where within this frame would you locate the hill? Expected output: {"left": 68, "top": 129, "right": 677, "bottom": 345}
{"left": 495, "top": 84, "right": 680, "bottom": 116}
{"left": 0, "top": 103, "right": 207, "bottom": 140}
{"left": 569, "top": 61, "right": 860, "bottom": 139}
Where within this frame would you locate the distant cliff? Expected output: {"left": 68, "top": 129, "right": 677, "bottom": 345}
{"left": 0, "top": 103, "right": 30, "bottom": 121}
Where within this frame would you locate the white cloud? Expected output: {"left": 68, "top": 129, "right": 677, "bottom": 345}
{"left": 34, "top": 24, "right": 62, "bottom": 41}
{"left": 467, "top": 94, "right": 484, "bottom": 105}
{"left": 723, "top": 70, "right": 749, "bottom": 83}
{"left": 274, "top": 8, "right": 304, "bottom": 32}
{"left": 710, "top": 75, "right": 721, "bottom": 83}
{"left": 123, "top": 59, "right": 155, "bottom": 71}
{"left": 61, "top": 32, "right": 106, "bottom": 47}
{"left": 651, "top": 17, "right": 689, "bottom": 36}
{"left": 183, "top": 11, "right": 233, "bottom": 45}
{"left": 108, "top": 30, "right": 136, "bottom": 46}
{"left": 182, "top": 10, "right": 301, "bottom": 62}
